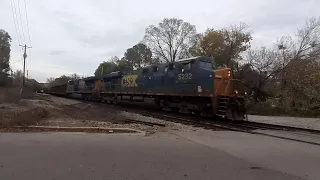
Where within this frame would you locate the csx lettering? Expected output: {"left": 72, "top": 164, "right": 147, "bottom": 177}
{"left": 178, "top": 73, "right": 193, "bottom": 80}
{"left": 122, "top": 75, "right": 138, "bottom": 87}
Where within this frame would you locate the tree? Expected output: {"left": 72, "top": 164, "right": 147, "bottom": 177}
{"left": 190, "top": 23, "right": 252, "bottom": 67}
{"left": 243, "top": 17, "right": 320, "bottom": 114}
{"left": 46, "top": 77, "right": 55, "bottom": 84}
{"left": 124, "top": 43, "right": 153, "bottom": 69}
{"left": 189, "top": 29, "right": 225, "bottom": 64}
{"left": 94, "top": 61, "right": 117, "bottom": 76}
{"left": 55, "top": 75, "right": 71, "bottom": 85}
{"left": 94, "top": 56, "right": 135, "bottom": 76}
{"left": 46, "top": 75, "right": 72, "bottom": 87}
{"left": 12, "top": 70, "right": 23, "bottom": 87}
{"left": 246, "top": 47, "right": 278, "bottom": 102}
{"left": 0, "top": 29, "right": 11, "bottom": 86}
{"left": 70, "top": 73, "right": 80, "bottom": 80}
{"left": 277, "top": 18, "right": 320, "bottom": 111}
{"left": 114, "top": 57, "right": 133, "bottom": 72}
{"left": 143, "top": 18, "right": 197, "bottom": 62}
{"left": 26, "top": 78, "right": 41, "bottom": 92}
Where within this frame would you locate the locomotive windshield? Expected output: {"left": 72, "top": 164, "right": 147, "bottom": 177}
{"left": 199, "top": 61, "right": 213, "bottom": 70}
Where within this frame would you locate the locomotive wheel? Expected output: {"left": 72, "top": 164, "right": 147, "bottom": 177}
{"left": 226, "top": 107, "right": 244, "bottom": 121}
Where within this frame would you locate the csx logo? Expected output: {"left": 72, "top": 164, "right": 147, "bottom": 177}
{"left": 122, "top": 75, "right": 138, "bottom": 87}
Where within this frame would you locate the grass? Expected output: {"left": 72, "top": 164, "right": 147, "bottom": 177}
{"left": 0, "top": 107, "right": 49, "bottom": 129}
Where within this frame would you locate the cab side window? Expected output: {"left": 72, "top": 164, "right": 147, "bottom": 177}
{"left": 183, "top": 63, "right": 191, "bottom": 70}
{"left": 169, "top": 63, "right": 174, "bottom": 70}
{"left": 142, "top": 68, "right": 149, "bottom": 74}
{"left": 152, "top": 66, "right": 158, "bottom": 72}
{"left": 199, "top": 61, "right": 213, "bottom": 69}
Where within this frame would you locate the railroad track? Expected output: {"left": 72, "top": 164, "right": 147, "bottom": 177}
{"left": 124, "top": 118, "right": 166, "bottom": 127}
{"left": 241, "top": 121, "right": 320, "bottom": 135}
{"left": 123, "top": 109, "right": 320, "bottom": 146}
{"left": 49, "top": 94, "right": 320, "bottom": 145}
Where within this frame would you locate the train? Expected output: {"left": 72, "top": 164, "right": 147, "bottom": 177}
{"left": 49, "top": 56, "right": 247, "bottom": 120}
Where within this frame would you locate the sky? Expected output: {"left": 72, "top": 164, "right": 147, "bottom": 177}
{"left": 0, "top": 0, "right": 319, "bottom": 83}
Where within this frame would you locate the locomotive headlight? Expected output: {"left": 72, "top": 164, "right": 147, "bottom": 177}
{"left": 228, "top": 70, "right": 231, "bottom": 77}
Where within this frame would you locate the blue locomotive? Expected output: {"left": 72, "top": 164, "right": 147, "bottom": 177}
{"left": 51, "top": 56, "right": 246, "bottom": 120}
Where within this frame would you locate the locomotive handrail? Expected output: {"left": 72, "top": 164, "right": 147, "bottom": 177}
{"left": 215, "top": 78, "right": 222, "bottom": 95}
{"left": 224, "top": 80, "right": 231, "bottom": 95}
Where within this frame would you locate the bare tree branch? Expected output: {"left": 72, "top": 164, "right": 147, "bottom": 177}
{"left": 143, "top": 18, "right": 196, "bottom": 62}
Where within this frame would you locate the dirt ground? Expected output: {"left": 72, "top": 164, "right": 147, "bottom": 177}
{"left": 1, "top": 93, "right": 122, "bottom": 126}
{"left": 0, "top": 93, "right": 204, "bottom": 135}
{"left": 0, "top": 92, "right": 155, "bottom": 133}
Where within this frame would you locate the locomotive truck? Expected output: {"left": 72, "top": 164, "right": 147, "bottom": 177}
{"left": 50, "top": 56, "right": 247, "bottom": 120}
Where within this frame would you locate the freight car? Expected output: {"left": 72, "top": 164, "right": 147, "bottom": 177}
{"left": 49, "top": 83, "right": 68, "bottom": 96}
{"left": 50, "top": 56, "right": 246, "bottom": 120}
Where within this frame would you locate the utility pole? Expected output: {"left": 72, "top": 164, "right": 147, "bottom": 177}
{"left": 19, "top": 44, "right": 32, "bottom": 87}
{"left": 11, "top": 69, "right": 13, "bottom": 86}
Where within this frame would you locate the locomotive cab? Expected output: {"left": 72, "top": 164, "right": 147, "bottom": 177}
{"left": 213, "top": 68, "right": 246, "bottom": 120}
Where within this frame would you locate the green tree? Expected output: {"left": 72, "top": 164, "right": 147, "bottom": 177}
{"left": 124, "top": 43, "right": 153, "bottom": 69}
{"left": 94, "top": 61, "right": 117, "bottom": 76}
{"left": 144, "top": 18, "right": 197, "bottom": 62}
{"left": 95, "top": 56, "right": 134, "bottom": 76}
{"left": 190, "top": 23, "right": 252, "bottom": 68}
{"left": 0, "top": 29, "right": 11, "bottom": 86}
{"left": 114, "top": 57, "right": 133, "bottom": 72}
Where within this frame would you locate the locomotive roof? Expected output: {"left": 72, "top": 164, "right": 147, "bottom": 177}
{"left": 170, "top": 56, "right": 212, "bottom": 64}
{"left": 77, "top": 56, "right": 213, "bottom": 82}
{"left": 175, "top": 56, "right": 202, "bottom": 62}
{"left": 82, "top": 71, "right": 123, "bottom": 81}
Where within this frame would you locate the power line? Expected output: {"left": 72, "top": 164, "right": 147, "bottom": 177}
{"left": 16, "top": 0, "right": 26, "bottom": 44}
{"left": 9, "top": 0, "right": 22, "bottom": 47}
{"left": 23, "top": 0, "right": 32, "bottom": 46}
{"left": 10, "top": 57, "right": 23, "bottom": 65}
{"left": 23, "top": 0, "right": 32, "bottom": 74}
{"left": 11, "top": 0, "right": 24, "bottom": 45}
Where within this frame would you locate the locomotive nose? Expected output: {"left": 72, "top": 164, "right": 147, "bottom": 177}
{"left": 213, "top": 68, "right": 246, "bottom": 121}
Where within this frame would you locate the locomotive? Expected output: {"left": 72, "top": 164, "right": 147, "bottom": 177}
{"left": 50, "top": 56, "right": 246, "bottom": 120}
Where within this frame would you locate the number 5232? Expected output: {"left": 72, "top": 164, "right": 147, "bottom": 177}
{"left": 178, "top": 73, "right": 193, "bottom": 80}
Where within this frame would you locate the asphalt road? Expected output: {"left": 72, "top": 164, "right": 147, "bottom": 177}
{"left": 0, "top": 132, "right": 306, "bottom": 180}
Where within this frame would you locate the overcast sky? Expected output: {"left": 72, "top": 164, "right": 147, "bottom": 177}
{"left": 0, "top": 0, "right": 319, "bottom": 82}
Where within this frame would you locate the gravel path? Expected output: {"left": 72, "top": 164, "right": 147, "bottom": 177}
{"left": 249, "top": 115, "right": 320, "bottom": 131}
{"left": 38, "top": 111, "right": 203, "bottom": 134}
{"left": 30, "top": 95, "right": 203, "bottom": 134}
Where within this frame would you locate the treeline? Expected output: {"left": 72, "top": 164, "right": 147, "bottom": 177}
{"left": 0, "top": 29, "right": 11, "bottom": 87}
{"left": 95, "top": 17, "right": 320, "bottom": 116}
{"left": 46, "top": 73, "right": 81, "bottom": 87}
{"left": 0, "top": 30, "right": 40, "bottom": 91}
